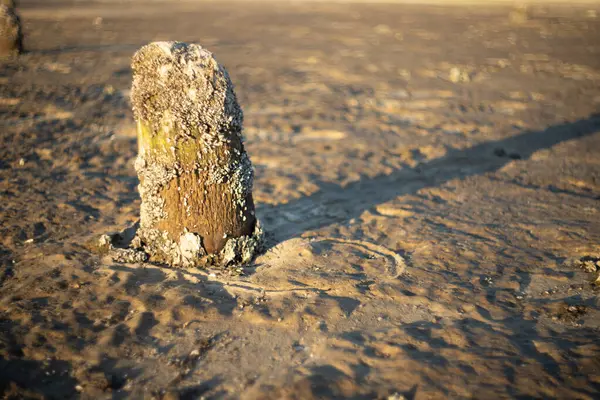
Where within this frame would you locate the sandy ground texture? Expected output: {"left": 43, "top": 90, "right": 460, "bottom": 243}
{"left": 1, "top": 0, "right": 600, "bottom": 399}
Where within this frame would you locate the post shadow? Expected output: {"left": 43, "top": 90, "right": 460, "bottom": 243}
{"left": 259, "top": 114, "right": 600, "bottom": 248}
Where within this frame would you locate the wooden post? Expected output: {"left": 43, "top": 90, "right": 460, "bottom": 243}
{"left": 0, "top": 3, "right": 22, "bottom": 58}
{"left": 130, "top": 42, "right": 262, "bottom": 267}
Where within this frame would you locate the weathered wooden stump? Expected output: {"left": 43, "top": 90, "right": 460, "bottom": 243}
{"left": 129, "top": 42, "right": 262, "bottom": 267}
{"left": 0, "top": 4, "right": 22, "bottom": 58}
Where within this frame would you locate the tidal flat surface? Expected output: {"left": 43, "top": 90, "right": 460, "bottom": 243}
{"left": 1, "top": 1, "right": 600, "bottom": 398}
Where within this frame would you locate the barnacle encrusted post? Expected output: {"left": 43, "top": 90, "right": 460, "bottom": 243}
{"left": 0, "top": 3, "right": 23, "bottom": 58}
{"left": 131, "top": 42, "right": 261, "bottom": 267}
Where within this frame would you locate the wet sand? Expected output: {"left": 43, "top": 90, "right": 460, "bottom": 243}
{"left": 1, "top": 1, "right": 600, "bottom": 398}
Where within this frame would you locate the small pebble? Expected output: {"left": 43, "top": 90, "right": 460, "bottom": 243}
{"left": 388, "top": 393, "right": 406, "bottom": 400}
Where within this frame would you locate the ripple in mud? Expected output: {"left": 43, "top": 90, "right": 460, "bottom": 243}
{"left": 243, "top": 237, "right": 406, "bottom": 294}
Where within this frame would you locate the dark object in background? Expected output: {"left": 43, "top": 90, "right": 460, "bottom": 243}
{"left": 0, "top": 1, "right": 17, "bottom": 8}
{"left": 0, "top": 3, "right": 23, "bottom": 58}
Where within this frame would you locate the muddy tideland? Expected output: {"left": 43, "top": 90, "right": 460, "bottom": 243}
{"left": 1, "top": 0, "right": 600, "bottom": 398}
